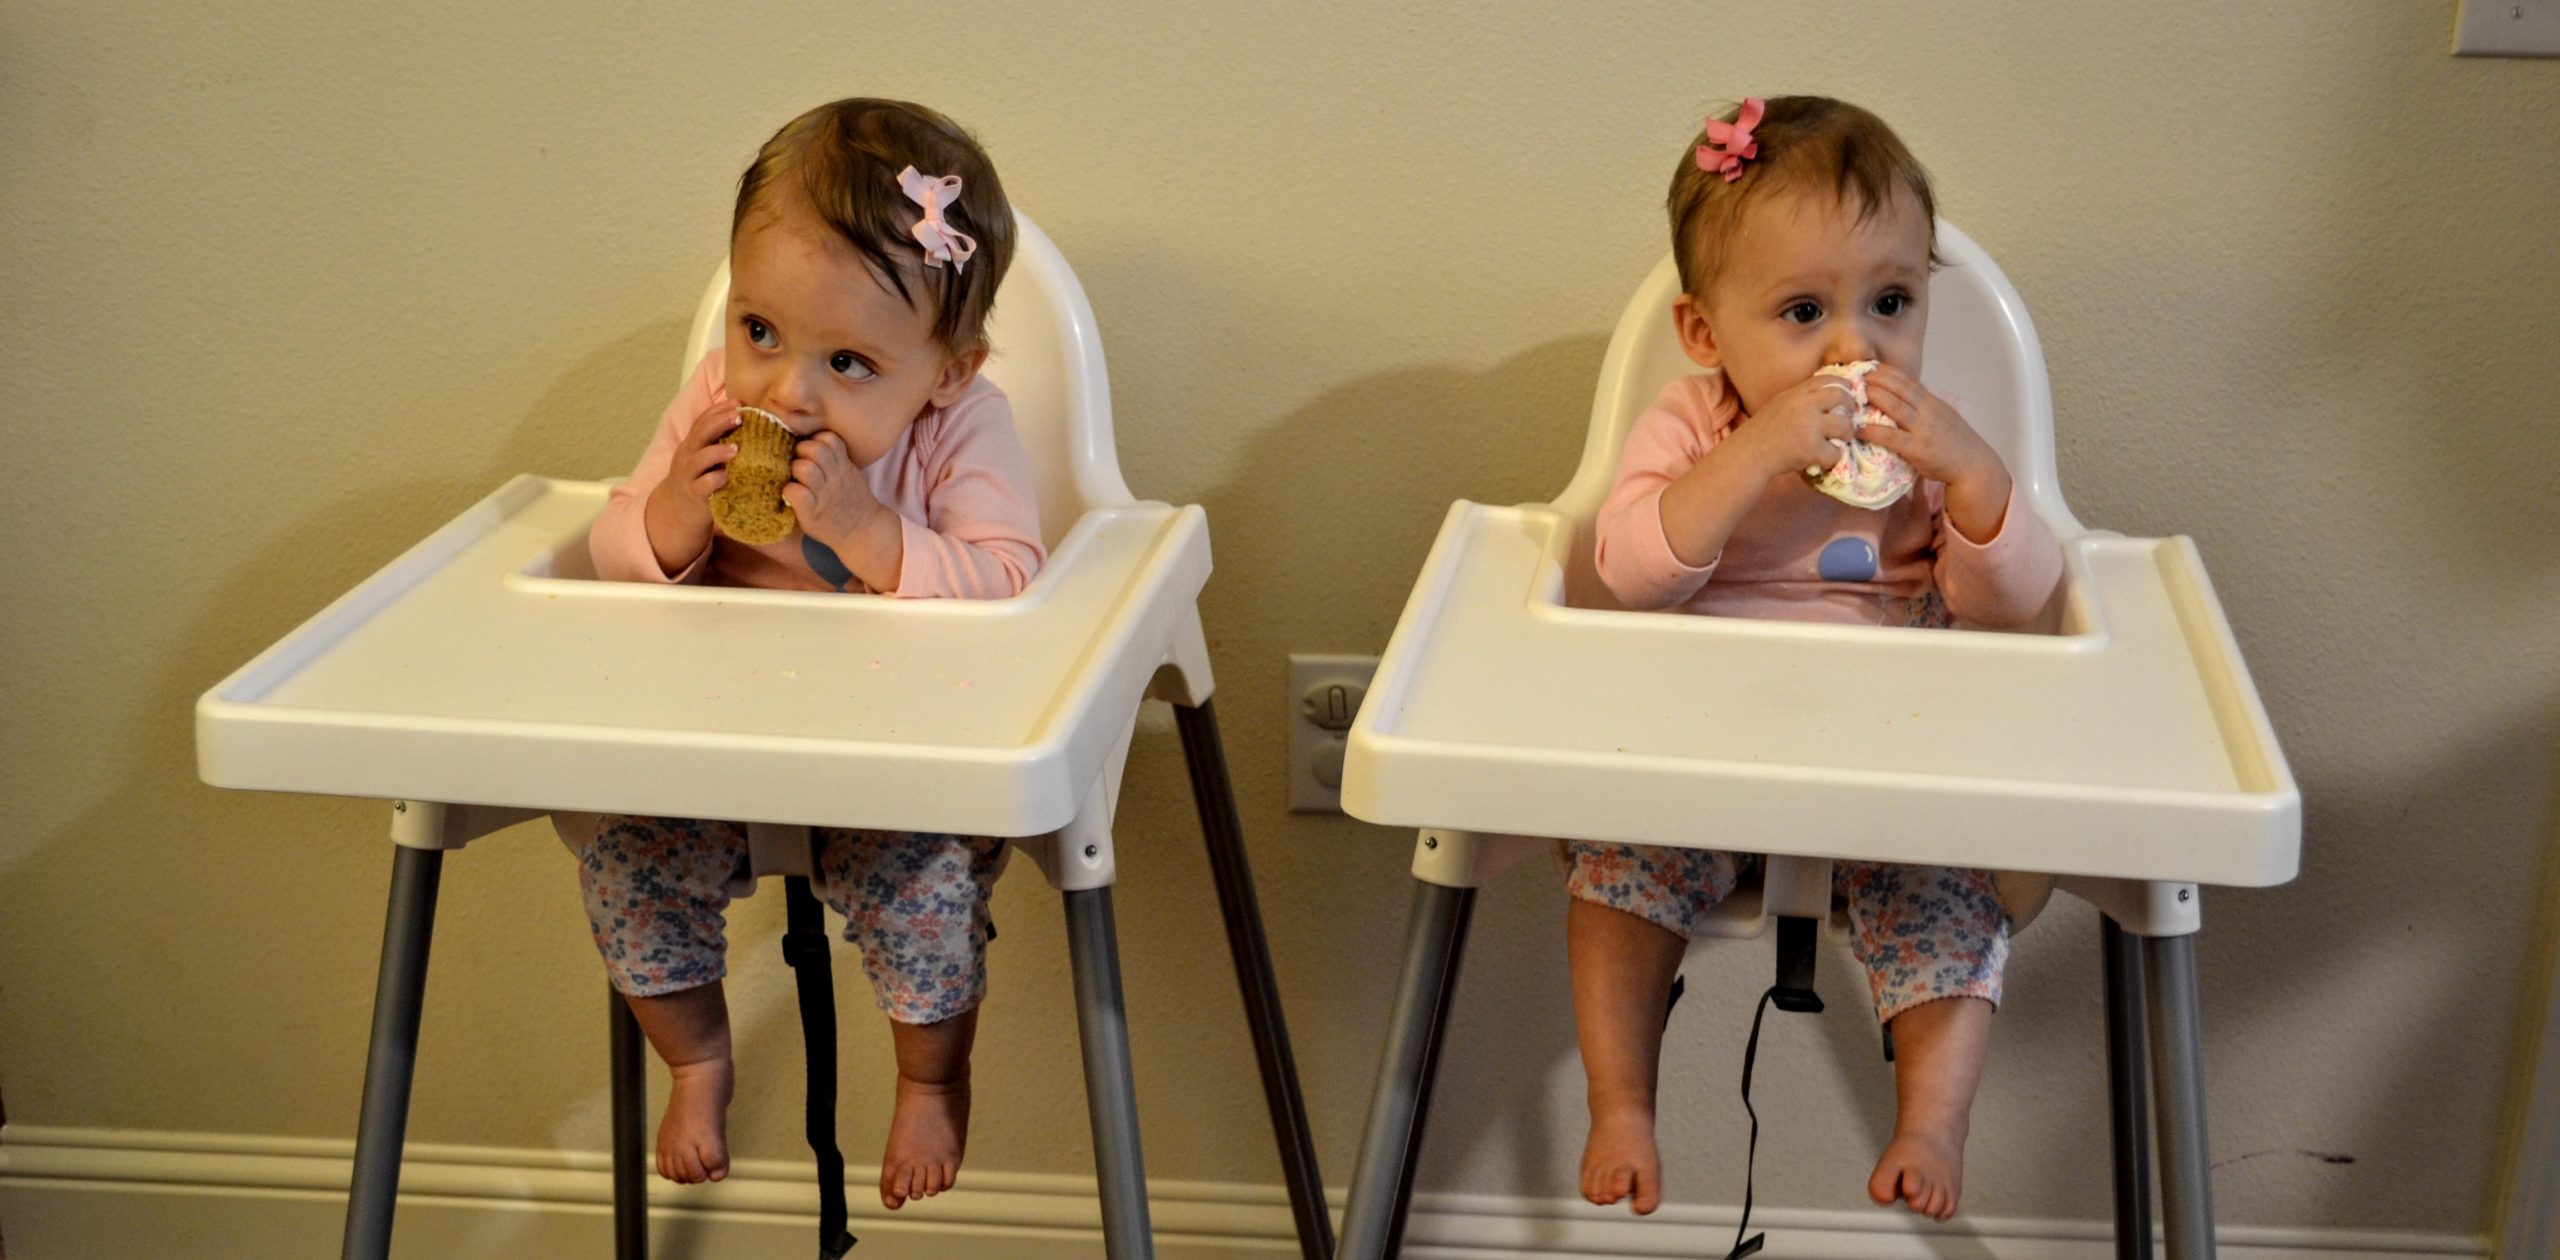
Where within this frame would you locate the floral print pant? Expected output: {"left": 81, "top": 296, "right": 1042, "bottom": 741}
{"left": 1563, "top": 844, "right": 2008, "bottom": 1024}
{"left": 579, "top": 814, "right": 1008, "bottom": 1025}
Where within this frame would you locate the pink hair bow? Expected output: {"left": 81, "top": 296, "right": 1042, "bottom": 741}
{"left": 897, "top": 165, "right": 977, "bottom": 273}
{"left": 1695, "top": 97, "right": 1765, "bottom": 183}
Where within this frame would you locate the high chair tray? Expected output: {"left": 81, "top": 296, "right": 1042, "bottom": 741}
{"left": 1342, "top": 503, "right": 2300, "bottom": 887}
{"left": 197, "top": 475, "right": 1210, "bottom": 837}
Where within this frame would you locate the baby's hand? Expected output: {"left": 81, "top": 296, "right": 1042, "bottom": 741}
{"left": 1857, "top": 365, "right": 2014, "bottom": 536}
{"left": 1729, "top": 374, "right": 1861, "bottom": 481}
{"left": 643, "top": 395, "right": 742, "bottom": 571}
{"left": 783, "top": 431, "right": 889, "bottom": 553}
{"left": 1856, "top": 367, "right": 2008, "bottom": 493}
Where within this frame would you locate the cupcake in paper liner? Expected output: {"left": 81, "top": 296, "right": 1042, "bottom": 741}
{"left": 709, "top": 406, "right": 800, "bottom": 544}
{"left": 1803, "top": 361, "right": 1915, "bottom": 511}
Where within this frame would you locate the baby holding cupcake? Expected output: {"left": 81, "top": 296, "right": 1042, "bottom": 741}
{"left": 1571, "top": 96, "right": 2064, "bottom": 1228}
{"left": 582, "top": 97, "right": 1042, "bottom": 1209}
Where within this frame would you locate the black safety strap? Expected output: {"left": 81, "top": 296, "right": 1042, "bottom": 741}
{"left": 782, "top": 872, "right": 858, "bottom": 1259}
{"left": 1722, "top": 918, "right": 1826, "bottom": 1260}
{"left": 1722, "top": 987, "right": 1783, "bottom": 1260}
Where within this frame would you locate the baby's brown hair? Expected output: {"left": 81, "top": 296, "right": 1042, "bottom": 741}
{"left": 734, "top": 98, "right": 1015, "bottom": 356}
{"left": 1667, "top": 96, "right": 1938, "bottom": 300}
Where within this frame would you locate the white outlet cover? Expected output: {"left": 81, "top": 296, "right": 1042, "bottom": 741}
{"left": 1288, "top": 653, "right": 1377, "bottom": 813}
{"left": 2454, "top": 0, "right": 2560, "bottom": 56}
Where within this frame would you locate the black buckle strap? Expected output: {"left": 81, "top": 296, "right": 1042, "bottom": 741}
{"left": 782, "top": 874, "right": 858, "bottom": 1259}
{"left": 1725, "top": 917, "right": 1826, "bottom": 1260}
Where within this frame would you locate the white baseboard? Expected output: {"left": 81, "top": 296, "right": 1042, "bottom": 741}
{"left": 0, "top": 1125, "right": 2488, "bottom": 1259}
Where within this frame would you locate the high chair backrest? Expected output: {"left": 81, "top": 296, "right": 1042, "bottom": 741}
{"left": 684, "top": 213, "right": 1134, "bottom": 548}
{"left": 1551, "top": 220, "right": 2083, "bottom": 609}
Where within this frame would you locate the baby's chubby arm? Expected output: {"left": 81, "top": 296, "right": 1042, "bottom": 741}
{"left": 1597, "top": 376, "right": 1859, "bottom": 609}
{"left": 1927, "top": 480, "right": 2063, "bottom": 628}
{"left": 1851, "top": 365, "right": 2062, "bottom": 627}
{"left": 593, "top": 355, "right": 739, "bottom": 583}
{"left": 1658, "top": 375, "right": 1862, "bottom": 562}
{"left": 866, "top": 394, "right": 1046, "bottom": 600}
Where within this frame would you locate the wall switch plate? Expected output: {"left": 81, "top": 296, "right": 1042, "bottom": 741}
{"left": 1288, "top": 654, "right": 1377, "bottom": 813}
{"left": 2454, "top": 0, "right": 2560, "bottom": 56}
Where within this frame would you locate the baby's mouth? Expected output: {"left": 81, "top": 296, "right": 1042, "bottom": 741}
{"left": 743, "top": 405, "right": 817, "bottom": 438}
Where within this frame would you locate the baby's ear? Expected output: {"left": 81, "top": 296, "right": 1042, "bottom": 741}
{"left": 929, "top": 343, "right": 990, "bottom": 408}
{"left": 1672, "top": 294, "right": 1722, "bottom": 371}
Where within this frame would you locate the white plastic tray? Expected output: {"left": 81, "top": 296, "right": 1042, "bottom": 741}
{"left": 1343, "top": 503, "right": 2300, "bottom": 887}
{"left": 197, "top": 476, "right": 1211, "bottom": 838}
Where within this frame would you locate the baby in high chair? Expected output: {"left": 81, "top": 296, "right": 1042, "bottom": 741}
{"left": 1571, "top": 97, "right": 2064, "bottom": 1222}
{"left": 582, "top": 97, "right": 1042, "bottom": 1209}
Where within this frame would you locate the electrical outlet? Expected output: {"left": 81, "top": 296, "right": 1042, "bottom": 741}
{"left": 2454, "top": 0, "right": 2560, "bottom": 56}
{"left": 1288, "top": 654, "right": 1377, "bottom": 813}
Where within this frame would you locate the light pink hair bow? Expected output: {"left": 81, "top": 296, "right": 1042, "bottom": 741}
{"left": 897, "top": 165, "right": 977, "bottom": 273}
{"left": 1695, "top": 97, "right": 1766, "bottom": 183}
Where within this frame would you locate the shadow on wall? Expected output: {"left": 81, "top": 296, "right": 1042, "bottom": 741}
{"left": 1153, "top": 332, "right": 1607, "bottom": 1188}
{"left": 2495, "top": 741, "right": 2560, "bottom": 1237}
{"left": 2206, "top": 683, "right": 2560, "bottom": 1231}
{"left": 2, "top": 320, "right": 693, "bottom": 1148}
{"left": 2096, "top": 15, "right": 2560, "bottom": 1233}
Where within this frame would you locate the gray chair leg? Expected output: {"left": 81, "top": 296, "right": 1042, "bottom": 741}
{"left": 2102, "top": 919, "right": 2155, "bottom": 1258}
{"left": 1338, "top": 881, "right": 1477, "bottom": 1260}
{"left": 1174, "top": 700, "right": 1333, "bottom": 1260}
{"left": 2145, "top": 933, "right": 2217, "bottom": 1259}
{"left": 1065, "top": 886, "right": 1155, "bottom": 1260}
{"left": 609, "top": 988, "right": 648, "bottom": 1260}
{"left": 342, "top": 845, "right": 444, "bottom": 1260}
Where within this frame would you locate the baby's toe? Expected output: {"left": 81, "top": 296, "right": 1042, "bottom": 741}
{"left": 1632, "top": 1171, "right": 1664, "bottom": 1215}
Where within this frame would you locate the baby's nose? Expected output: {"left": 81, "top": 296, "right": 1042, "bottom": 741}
{"left": 764, "top": 364, "right": 816, "bottom": 421}
{"left": 1827, "top": 325, "right": 1875, "bottom": 365}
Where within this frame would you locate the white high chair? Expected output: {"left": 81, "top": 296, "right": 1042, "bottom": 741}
{"left": 1333, "top": 223, "right": 2299, "bottom": 1260}
{"left": 195, "top": 216, "right": 1332, "bottom": 1260}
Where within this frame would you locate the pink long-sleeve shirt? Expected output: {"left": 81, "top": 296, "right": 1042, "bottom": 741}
{"left": 592, "top": 350, "right": 1045, "bottom": 597}
{"left": 1595, "top": 374, "right": 2062, "bottom": 627}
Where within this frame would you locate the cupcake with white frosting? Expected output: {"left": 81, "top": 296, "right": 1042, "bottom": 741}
{"left": 1803, "top": 361, "right": 1915, "bottom": 511}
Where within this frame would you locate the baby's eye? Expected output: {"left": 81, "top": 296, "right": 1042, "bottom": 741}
{"left": 829, "top": 351, "right": 876, "bottom": 381}
{"left": 1782, "top": 301, "right": 1822, "bottom": 325}
{"left": 743, "top": 316, "right": 777, "bottom": 349}
{"left": 1874, "top": 291, "right": 1910, "bottom": 317}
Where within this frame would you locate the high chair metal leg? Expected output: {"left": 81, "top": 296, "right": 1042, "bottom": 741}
{"left": 1174, "top": 699, "right": 1333, "bottom": 1260}
{"left": 1338, "top": 877, "right": 1477, "bottom": 1260}
{"left": 607, "top": 986, "right": 647, "bottom": 1260}
{"left": 1065, "top": 885, "right": 1155, "bottom": 1260}
{"left": 2101, "top": 920, "right": 2154, "bottom": 1260}
{"left": 2146, "top": 933, "right": 2217, "bottom": 1258}
{"left": 342, "top": 843, "right": 443, "bottom": 1260}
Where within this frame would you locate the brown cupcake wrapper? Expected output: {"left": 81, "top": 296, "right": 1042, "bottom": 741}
{"left": 710, "top": 407, "right": 799, "bottom": 544}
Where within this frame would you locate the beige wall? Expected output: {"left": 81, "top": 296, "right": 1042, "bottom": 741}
{"left": 5, "top": 0, "right": 2556, "bottom": 1235}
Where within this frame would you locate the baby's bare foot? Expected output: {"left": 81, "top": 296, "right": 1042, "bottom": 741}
{"left": 880, "top": 1073, "right": 971, "bottom": 1210}
{"left": 1580, "top": 1100, "right": 1665, "bottom": 1215}
{"left": 1868, "top": 1123, "right": 1965, "bottom": 1222}
{"left": 657, "top": 1057, "right": 734, "bottom": 1184}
